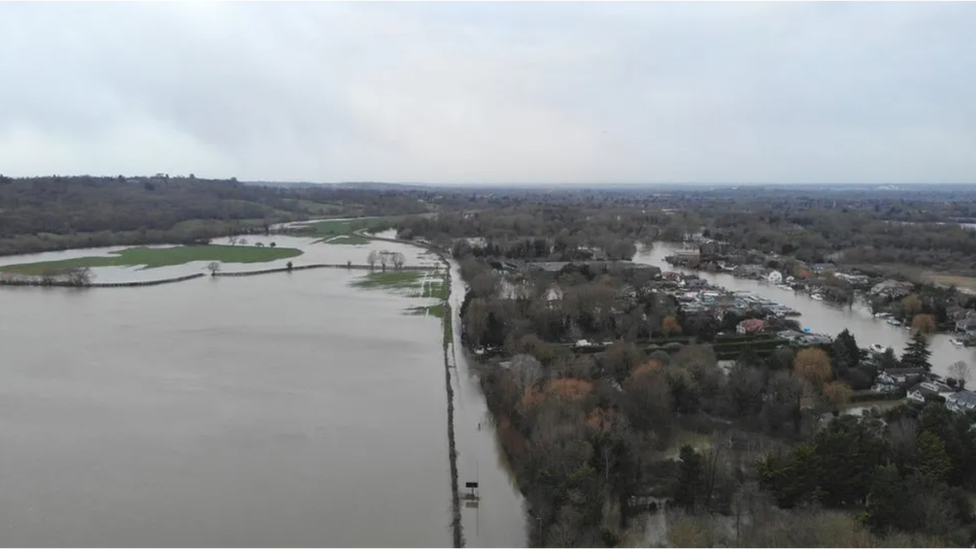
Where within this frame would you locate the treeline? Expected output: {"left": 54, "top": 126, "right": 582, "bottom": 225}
{"left": 392, "top": 187, "right": 976, "bottom": 275}
{"left": 396, "top": 206, "right": 656, "bottom": 262}
{"left": 696, "top": 206, "right": 976, "bottom": 269}
{"left": 0, "top": 175, "right": 431, "bottom": 256}
{"left": 448, "top": 245, "right": 976, "bottom": 546}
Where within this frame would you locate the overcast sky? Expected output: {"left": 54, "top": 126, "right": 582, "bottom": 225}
{"left": 1, "top": 2, "right": 974, "bottom": 184}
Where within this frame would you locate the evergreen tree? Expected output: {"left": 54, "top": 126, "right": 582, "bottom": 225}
{"left": 911, "top": 431, "right": 952, "bottom": 482}
{"left": 831, "top": 337, "right": 854, "bottom": 374}
{"left": 901, "top": 332, "right": 932, "bottom": 371}
{"left": 880, "top": 347, "right": 899, "bottom": 371}
{"left": 864, "top": 464, "right": 909, "bottom": 534}
{"left": 674, "top": 445, "right": 704, "bottom": 512}
{"left": 836, "top": 328, "right": 860, "bottom": 368}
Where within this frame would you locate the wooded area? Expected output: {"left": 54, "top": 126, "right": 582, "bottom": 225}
{"left": 0, "top": 175, "right": 431, "bottom": 256}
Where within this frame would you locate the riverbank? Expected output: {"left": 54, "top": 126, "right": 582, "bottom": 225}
{"left": 638, "top": 242, "right": 976, "bottom": 379}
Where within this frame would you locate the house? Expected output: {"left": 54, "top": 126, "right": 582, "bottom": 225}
{"left": 811, "top": 263, "right": 836, "bottom": 274}
{"left": 833, "top": 272, "right": 870, "bottom": 286}
{"left": 767, "top": 271, "right": 784, "bottom": 284}
{"left": 956, "top": 311, "right": 976, "bottom": 334}
{"left": 544, "top": 283, "right": 564, "bottom": 302}
{"left": 733, "top": 264, "right": 766, "bottom": 279}
{"left": 907, "top": 381, "right": 955, "bottom": 404}
{"left": 685, "top": 278, "right": 708, "bottom": 290}
{"left": 946, "top": 390, "right": 976, "bottom": 413}
{"left": 737, "top": 318, "right": 765, "bottom": 335}
{"left": 870, "top": 280, "right": 915, "bottom": 300}
{"left": 877, "top": 368, "right": 926, "bottom": 387}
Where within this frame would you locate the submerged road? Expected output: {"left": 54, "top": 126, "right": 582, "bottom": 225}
{"left": 448, "top": 259, "right": 527, "bottom": 547}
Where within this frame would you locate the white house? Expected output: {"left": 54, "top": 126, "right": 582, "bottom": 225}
{"left": 907, "top": 381, "right": 955, "bottom": 404}
{"left": 946, "top": 391, "right": 976, "bottom": 413}
{"left": 767, "top": 271, "right": 783, "bottom": 284}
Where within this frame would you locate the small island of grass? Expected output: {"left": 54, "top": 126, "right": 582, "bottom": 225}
{"left": 350, "top": 270, "right": 425, "bottom": 289}
{"left": 0, "top": 244, "right": 304, "bottom": 276}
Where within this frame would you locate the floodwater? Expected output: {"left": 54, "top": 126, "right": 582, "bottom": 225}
{"left": 0, "top": 233, "right": 439, "bottom": 284}
{"left": 448, "top": 261, "right": 527, "bottom": 548}
{"left": 635, "top": 242, "right": 976, "bottom": 378}
{"left": 0, "top": 254, "right": 454, "bottom": 546}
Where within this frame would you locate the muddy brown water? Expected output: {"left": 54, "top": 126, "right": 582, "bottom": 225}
{"left": 1, "top": 268, "right": 453, "bottom": 547}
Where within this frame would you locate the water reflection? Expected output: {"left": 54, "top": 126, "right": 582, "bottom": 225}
{"left": 634, "top": 243, "right": 976, "bottom": 377}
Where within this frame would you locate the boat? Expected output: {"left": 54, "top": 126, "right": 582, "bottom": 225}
{"left": 811, "top": 294, "right": 824, "bottom": 301}
{"left": 874, "top": 312, "right": 891, "bottom": 319}
{"left": 886, "top": 318, "right": 902, "bottom": 327}
{"left": 951, "top": 338, "right": 964, "bottom": 347}
{"left": 869, "top": 344, "right": 889, "bottom": 354}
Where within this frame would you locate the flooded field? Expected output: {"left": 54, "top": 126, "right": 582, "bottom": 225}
{"left": 0, "top": 231, "right": 438, "bottom": 284}
{"left": 0, "top": 231, "right": 527, "bottom": 547}
{"left": 0, "top": 251, "right": 455, "bottom": 546}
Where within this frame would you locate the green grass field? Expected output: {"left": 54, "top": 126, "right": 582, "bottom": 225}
{"left": 295, "top": 216, "right": 403, "bottom": 239}
{"left": 0, "top": 245, "right": 304, "bottom": 275}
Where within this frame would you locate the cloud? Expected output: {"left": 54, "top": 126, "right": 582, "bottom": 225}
{"left": 0, "top": 2, "right": 973, "bottom": 184}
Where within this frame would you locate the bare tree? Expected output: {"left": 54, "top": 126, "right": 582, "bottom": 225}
{"left": 510, "top": 354, "right": 544, "bottom": 395}
{"left": 65, "top": 267, "right": 93, "bottom": 286}
{"left": 207, "top": 261, "right": 221, "bottom": 276}
{"left": 379, "top": 251, "right": 389, "bottom": 272}
{"left": 238, "top": 237, "right": 248, "bottom": 246}
{"left": 255, "top": 242, "right": 265, "bottom": 247}
{"left": 228, "top": 236, "right": 238, "bottom": 246}
{"left": 392, "top": 252, "right": 406, "bottom": 270}
{"left": 270, "top": 242, "right": 276, "bottom": 248}
{"left": 949, "top": 360, "right": 970, "bottom": 388}
{"left": 367, "top": 250, "right": 378, "bottom": 270}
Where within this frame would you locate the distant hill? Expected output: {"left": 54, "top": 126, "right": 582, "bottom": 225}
{"left": 0, "top": 175, "right": 432, "bottom": 256}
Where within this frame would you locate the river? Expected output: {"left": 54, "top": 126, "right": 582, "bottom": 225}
{"left": 634, "top": 242, "right": 976, "bottom": 378}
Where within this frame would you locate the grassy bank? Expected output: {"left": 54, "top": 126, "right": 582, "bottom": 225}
{"left": 0, "top": 244, "right": 304, "bottom": 275}
{"left": 350, "top": 270, "right": 424, "bottom": 289}
{"left": 324, "top": 234, "right": 371, "bottom": 245}
{"left": 291, "top": 216, "right": 402, "bottom": 240}
{"left": 351, "top": 269, "right": 450, "bottom": 318}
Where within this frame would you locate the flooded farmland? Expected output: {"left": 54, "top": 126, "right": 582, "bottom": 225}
{"left": 0, "top": 234, "right": 523, "bottom": 547}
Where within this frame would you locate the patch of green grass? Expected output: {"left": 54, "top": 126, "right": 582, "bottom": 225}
{"left": 292, "top": 216, "right": 402, "bottom": 238}
{"left": 0, "top": 244, "right": 304, "bottom": 275}
{"left": 406, "top": 303, "right": 447, "bottom": 320}
{"left": 351, "top": 270, "right": 424, "bottom": 289}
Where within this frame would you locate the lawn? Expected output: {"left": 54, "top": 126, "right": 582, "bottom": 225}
{"left": 0, "top": 244, "right": 304, "bottom": 275}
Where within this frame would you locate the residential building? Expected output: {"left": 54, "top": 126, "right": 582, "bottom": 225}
{"left": 907, "top": 381, "right": 955, "bottom": 404}
{"left": 946, "top": 390, "right": 976, "bottom": 413}
{"left": 737, "top": 318, "right": 765, "bottom": 335}
{"left": 877, "top": 368, "right": 926, "bottom": 386}
{"left": 767, "top": 271, "right": 784, "bottom": 284}
{"left": 956, "top": 312, "right": 976, "bottom": 334}
{"left": 870, "top": 280, "right": 915, "bottom": 300}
